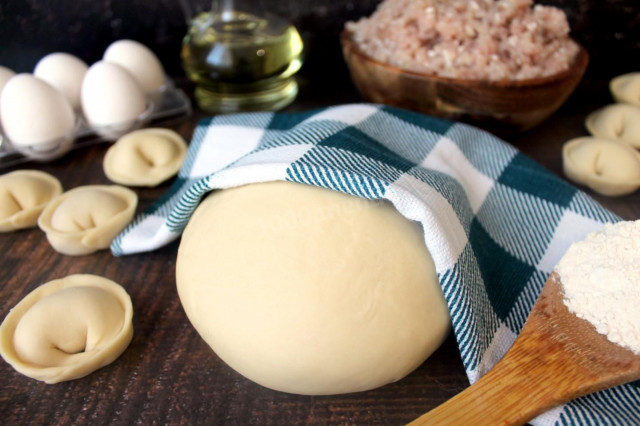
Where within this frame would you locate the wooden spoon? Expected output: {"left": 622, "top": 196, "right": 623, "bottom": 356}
{"left": 409, "top": 271, "right": 640, "bottom": 426}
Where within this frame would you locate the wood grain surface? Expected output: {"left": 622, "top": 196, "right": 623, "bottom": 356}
{"left": 1, "top": 77, "right": 638, "bottom": 426}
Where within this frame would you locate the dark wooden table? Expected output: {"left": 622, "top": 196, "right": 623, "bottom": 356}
{"left": 1, "top": 75, "right": 638, "bottom": 426}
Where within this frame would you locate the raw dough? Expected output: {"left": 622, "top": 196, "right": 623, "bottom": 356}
{"left": 585, "top": 104, "right": 640, "bottom": 148}
{"left": 176, "top": 181, "right": 451, "bottom": 395}
{"left": 0, "top": 274, "right": 133, "bottom": 384}
{"left": 562, "top": 137, "right": 640, "bottom": 196}
{"left": 0, "top": 170, "right": 62, "bottom": 232}
{"left": 103, "top": 128, "right": 187, "bottom": 187}
{"left": 37, "top": 185, "right": 137, "bottom": 255}
{"left": 610, "top": 72, "right": 640, "bottom": 106}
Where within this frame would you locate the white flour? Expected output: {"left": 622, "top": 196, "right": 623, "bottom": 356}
{"left": 555, "top": 220, "right": 640, "bottom": 354}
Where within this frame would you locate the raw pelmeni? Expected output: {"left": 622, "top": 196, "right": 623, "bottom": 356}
{"left": 610, "top": 72, "right": 640, "bottom": 106}
{"left": 38, "top": 185, "right": 137, "bottom": 255}
{"left": 562, "top": 137, "right": 640, "bottom": 196}
{"left": 0, "top": 274, "right": 133, "bottom": 383}
{"left": 585, "top": 104, "right": 640, "bottom": 149}
{"left": 0, "top": 170, "right": 63, "bottom": 232}
{"left": 103, "top": 128, "right": 187, "bottom": 187}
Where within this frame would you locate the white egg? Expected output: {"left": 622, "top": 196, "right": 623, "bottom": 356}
{"left": 0, "top": 66, "right": 16, "bottom": 125}
{"left": 0, "top": 74, "right": 75, "bottom": 147}
{"left": 0, "top": 66, "right": 15, "bottom": 94}
{"left": 34, "top": 53, "right": 88, "bottom": 110}
{"left": 81, "top": 61, "right": 148, "bottom": 136}
{"left": 103, "top": 40, "right": 166, "bottom": 93}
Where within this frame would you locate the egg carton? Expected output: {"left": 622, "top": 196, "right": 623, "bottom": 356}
{"left": 0, "top": 80, "right": 192, "bottom": 169}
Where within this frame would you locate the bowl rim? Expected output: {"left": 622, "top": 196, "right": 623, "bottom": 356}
{"left": 340, "top": 29, "right": 589, "bottom": 88}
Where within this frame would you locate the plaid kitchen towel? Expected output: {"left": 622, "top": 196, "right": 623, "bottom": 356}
{"left": 112, "top": 104, "right": 639, "bottom": 425}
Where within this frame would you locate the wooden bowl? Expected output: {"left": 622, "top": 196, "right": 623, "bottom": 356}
{"left": 341, "top": 30, "right": 589, "bottom": 134}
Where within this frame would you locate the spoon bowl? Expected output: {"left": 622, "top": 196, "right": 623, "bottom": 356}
{"left": 409, "top": 271, "right": 640, "bottom": 425}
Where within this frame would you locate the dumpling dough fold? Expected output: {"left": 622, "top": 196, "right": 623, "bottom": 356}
{"left": 610, "top": 72, "right": 640, "bottom": 106}
{"left": 38, "top": 185, "right": 137, "bottom": 255}
{"left": 562, "top": 136, "right": 640, "bottom": 196}
{"left": 585, "top": 104, "right": 640, "bottom": 148}
{"left": 103, "top": 128, "right": 187, "bottom": 187}
{"left": 0, "top": 274, "right": 133, "bottom": 384}
{"left": 0, "top": 170, "right": 62, "bottom": 232}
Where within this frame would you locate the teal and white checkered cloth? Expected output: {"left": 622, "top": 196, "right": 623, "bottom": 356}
{"left": 112, "top": 104, "right": 639, "bottom": 424}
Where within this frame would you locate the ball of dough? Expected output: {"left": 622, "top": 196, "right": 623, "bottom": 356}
{"left": 37, "top": 185, "right": 137, "bottom": 255}
{"left": 176, "top": 181, "right": 451, "bottom": 395}
{"left": 103, "top": 128, "right": 187, "bottom": 187}
{"left": 0, "top": 170, "right": 62, "bottom": 232}
{"left": 562, "top": 137, "right": 640, "bottom": 196}
{"left": 0, "top": 274, "right": 133, "bottom": 384}
{"left": 585, "top": 104, "right": 640, "bottom": 148}
{"left": 610, "top": 72, "right": 640, "bottom": 106}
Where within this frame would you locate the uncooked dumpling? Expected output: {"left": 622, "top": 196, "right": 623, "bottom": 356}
{"left": 562, "top": 137, "right": 640, "bottom": 196}
{"left": 38, "top": 185, "right": 137, "bottom": 255}
{"left": 585, "top": 104, "right": 640, "bottom": 148}
{"left": 610, "top": 72, "right": 640, "bottom": 106}
{"left": 103, "top": 128, "right": 187, "bottom": 187}
{"left": 0, "top": 170, "right": 62, "bottom": 232}
{"left": 177, "top": 181, "right": 451, "bottom": 395}
{"left": 0, "top": 274, "right": 133, "bottom": 384}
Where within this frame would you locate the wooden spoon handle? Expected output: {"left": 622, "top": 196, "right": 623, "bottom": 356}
{"left": 409, "top": 275, "right": 640, "bottom": 426}
{"left": 408, "top": 345, "right": 565, "bottom": 426}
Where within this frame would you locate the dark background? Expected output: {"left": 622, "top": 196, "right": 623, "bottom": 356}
{"left": 0, "top": 0, "right": 638, "bottom": 85}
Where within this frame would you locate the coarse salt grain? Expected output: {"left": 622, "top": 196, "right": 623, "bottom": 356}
{"left": 555, "top": 220, "right": 640, "bottom": 354}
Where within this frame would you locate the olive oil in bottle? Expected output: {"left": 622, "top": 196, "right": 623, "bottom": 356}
{"left": 181, "top": 2, "right": 304, "bottom": 113}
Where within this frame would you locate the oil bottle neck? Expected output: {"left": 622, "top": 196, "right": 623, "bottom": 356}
{"left": 211, "top": 0, "right": 266, "bottom": 17}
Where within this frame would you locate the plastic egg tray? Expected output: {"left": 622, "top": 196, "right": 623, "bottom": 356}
{"left": 0, "top": 78, "right": 192, "bottom": 169}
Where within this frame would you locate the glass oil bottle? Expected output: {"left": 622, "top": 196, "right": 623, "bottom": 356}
{"left": 181, "top": 0, "right": 304, "bottom": 113}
